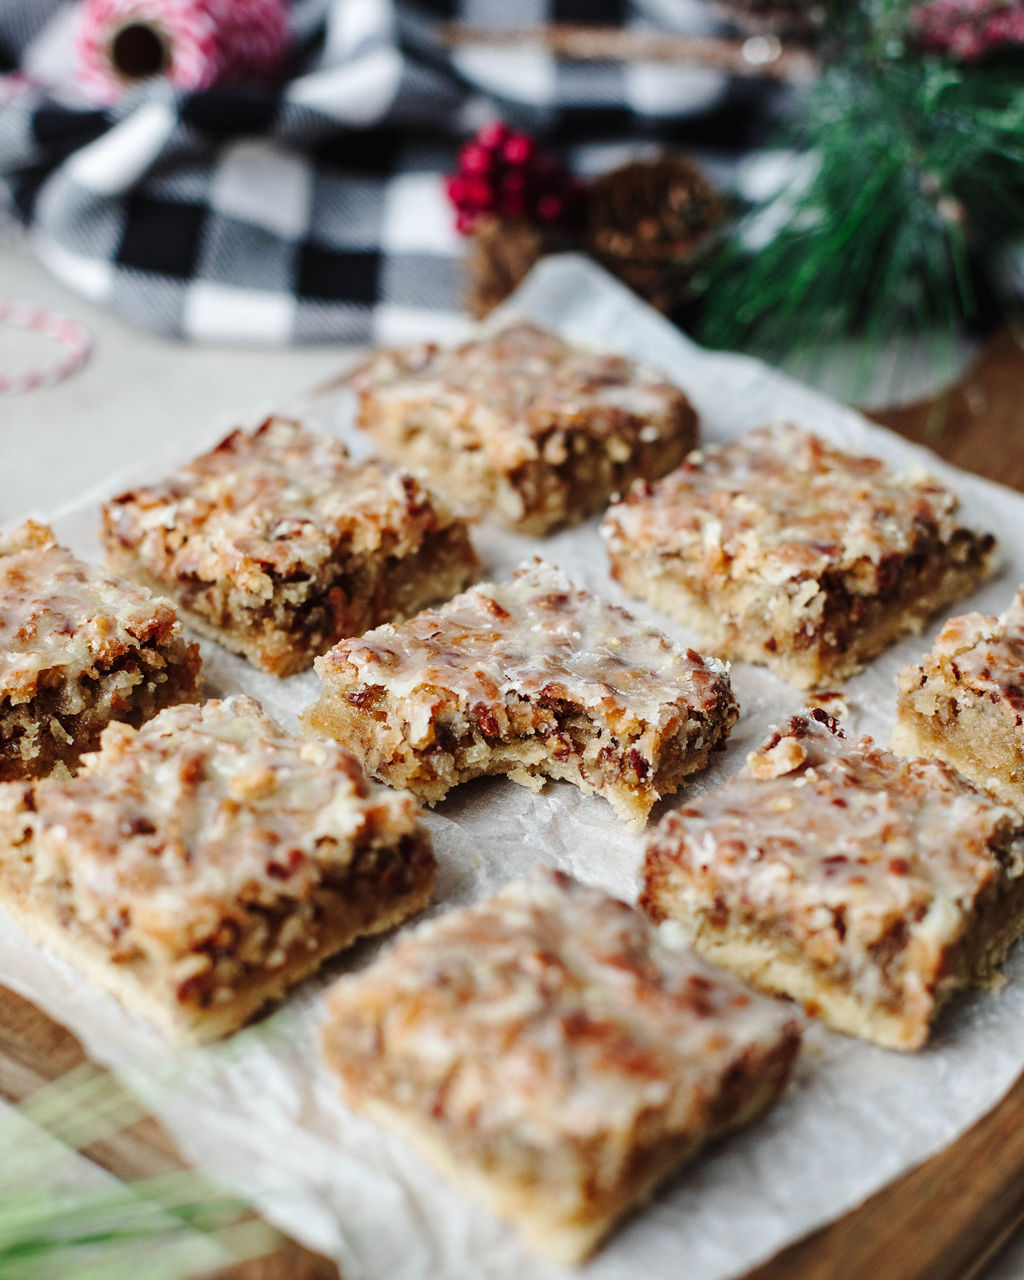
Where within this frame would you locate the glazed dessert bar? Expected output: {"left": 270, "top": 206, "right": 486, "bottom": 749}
{"left": 0, "top": 696, "right": 435, "bottom": 1043}
{"left": 602, "top": 422, "right": 996, "bottom": 688}
{"left": 0, "top": 521, "right": 200, "bottom": 782}
{"left": 642, "top": 710, "right": 1024, "bottom": 1049}
{"left": 351, "top": 321, "right": 698, "bottom": 534}
{"left": 303, "top": 560, "right": 738, "bottom": 827}
{"left": 321, "top": 869, "right": 801, "bottom": 1263}
{"left": 894, "top": 588, "right": 1024, "bottom": 809}
{"left": 102, "top": 416, "right": 479, "bottom": 677}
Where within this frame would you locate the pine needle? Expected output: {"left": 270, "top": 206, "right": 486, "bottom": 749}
{"left": 698, "top": 2, "right": 1024, "bottom": 384}
{"left": 1, "top": 1061, "right": 281, "bottom": 1280}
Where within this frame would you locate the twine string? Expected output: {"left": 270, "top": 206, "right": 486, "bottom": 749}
{"left": 0, "top": 300, "right": 92, "bottom": 396}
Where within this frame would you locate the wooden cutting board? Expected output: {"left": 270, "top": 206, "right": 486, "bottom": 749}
{"left": 4, "top": 322, "right": 1024, "bottom": 1280}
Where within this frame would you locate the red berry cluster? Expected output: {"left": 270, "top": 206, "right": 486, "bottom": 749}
{"left": 445, "top": 121, "right": 583, "bottom": 236}
{"left": 913, "top": 0, "right": 1024, "bottom": 60}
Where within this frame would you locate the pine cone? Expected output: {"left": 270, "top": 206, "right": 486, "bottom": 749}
{"left": 713, "top": 0, "right": 826, "bottom": 40}
{"left": 464, "top": 217, "right": 565, "bottom": 319}
{"left": 583, "top": 156, "right": 726, "bottom": 316}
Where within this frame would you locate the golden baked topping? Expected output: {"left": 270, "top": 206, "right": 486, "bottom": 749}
{"left": 0, "top": 521, "right": 181, "bottom": 703}
{"left": 326, "top": 869, "right": 797, "bottom": 1141}
{"left": 353, "top": 321, "right": 690, "bottom": 468}
{"left": 4, "top": 696, "right": 423, "bottom": 953}
{"left": 103, "top": 416, "right": 456, "bottom": 594}
{"left": 603, "top": 422, "right": 987, "bottom": 585}
{"left": 316, "top": 559, "right": 733, "bottom": 740}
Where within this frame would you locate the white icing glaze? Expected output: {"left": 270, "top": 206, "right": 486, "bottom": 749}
{"left": 4, "top": 696, "right": 425, "bottom": 952}
{"left": 912, "top": 588, "right": 1024, "bottom": 714}
{"left": 316, "top": 560, "right": 734, "bottom": 739}
{"left": 103, "top": 417, "right": 460, "bottom": 599}
{"left": 353, "top": 321, "right": 693, "bottom": 471}
{"left": 325, "top": 869, "right": 798, "bottom": 1141}
{"left": 0, "top": 521, "right": 183, "bottom": 703}
{"left": 603, "top": 422, "right": 991, "bottom": 586}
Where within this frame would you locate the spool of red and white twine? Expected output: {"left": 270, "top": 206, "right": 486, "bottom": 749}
{"left": 0, "top": 300, "right": 91, "bottom": 395}
{"left": 75, "top": 0, "right": 291, "bottom": 104}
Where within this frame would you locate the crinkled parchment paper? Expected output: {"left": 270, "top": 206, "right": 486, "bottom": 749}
{"left": 3, "top": 256, "right": 1024, "bottom": 1280}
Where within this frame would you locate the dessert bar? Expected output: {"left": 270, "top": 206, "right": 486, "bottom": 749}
{"left": 102, "top": 416, "right": 478, "bottom": 677}
{"left": 642, "top": 709, "right": 1024, "bottom": 1048}
{"left": 351, "top": 321, "right": 698, "bottom": 534}
{"left": 0, "top": 521, "right": 200, "bottom": 781}
{"left": 602, "top": 422, "right": 996, "bottom": 687}
{"left": 893, "top": 588, "right": 1024, "bottom": 808}
{"left": 303, "top": 560, "right": 738, "bottom": 827}
{"left": 321, "top": 869, "right": 800, "bottom": 1263}
{"left": 0, "top": 696, "right": 435, "bottom": 1042}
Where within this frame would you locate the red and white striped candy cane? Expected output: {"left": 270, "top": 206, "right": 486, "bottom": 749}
{"left": 0, "top": 300, "right": 92, "bottom": 395}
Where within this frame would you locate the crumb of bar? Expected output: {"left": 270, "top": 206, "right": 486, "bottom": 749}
{"left": 641, "top": 709, "right": 1024, "bottom": 1049}
{"left": 101, "top": 416, "right": 479, "bottom": 677}
{"left": 350, "top": 321, "right": 698, "bottom": 535}
{"left": 0, "top": 696, "right": 434, "bottom": 1043}
{"left": 893, "top": 589, "right": 1024, "bottom": 809}
{"left": 806, "top": 689, "right": 851, "bottom": 721}
{"left": 303, "top": 560, "right": 737, "bottom": 828}
{"left": 602, "top": 422, "right": 996, "bottom": 689}
{"left": 321, "top": 869, "right": 800, "bottom": 1264}
{"left": 0, "top": 521, "right": 201, "bottom": 781}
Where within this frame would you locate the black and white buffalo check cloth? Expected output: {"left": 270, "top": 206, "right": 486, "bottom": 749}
{"left": 0, "top": 1, "right": 777, "bottom": 343}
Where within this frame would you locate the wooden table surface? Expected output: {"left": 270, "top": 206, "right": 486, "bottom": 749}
{"left": 3, "top": 322, "right": 1024, "bottom": 1280}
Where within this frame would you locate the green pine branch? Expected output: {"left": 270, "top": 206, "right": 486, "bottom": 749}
{"left": 698, "top": 4, "right": 1024, "bottom": 372}
{"left": 1, "top": 1063, "right": 280, "bottom": 1280}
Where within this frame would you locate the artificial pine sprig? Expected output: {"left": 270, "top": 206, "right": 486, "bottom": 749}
{"left": 699, "top": 0, "right": 1024, "bottom": 368}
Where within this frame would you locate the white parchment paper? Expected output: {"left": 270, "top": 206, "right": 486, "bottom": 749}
{"left": 3, "top": 255, "right": 1024, "bottom": 1280}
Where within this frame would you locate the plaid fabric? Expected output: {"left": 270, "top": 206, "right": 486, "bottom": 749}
{"left": 0, "top": 1, "right": 777, "bottom": 343}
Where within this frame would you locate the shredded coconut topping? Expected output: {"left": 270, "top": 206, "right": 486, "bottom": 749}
{"left": 352, "top": 321, "right": 691, "bottom": 470}
{"left": 603, "top": 422, "right": 987, "bottom": 585}
{"left": 103, "top": 416, "right": 457, "bottom": 596}
{"left": 0, "top": 521, "right": 182, "bottom": 704}
{"left": 2, "top": 696, "right": 423, "bottom": 951}
{"left": 316, "top": 559, "right": 733, "bottom": 738}
{"left": 325, "top": 870, "right": 797, "bottom": 1139}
